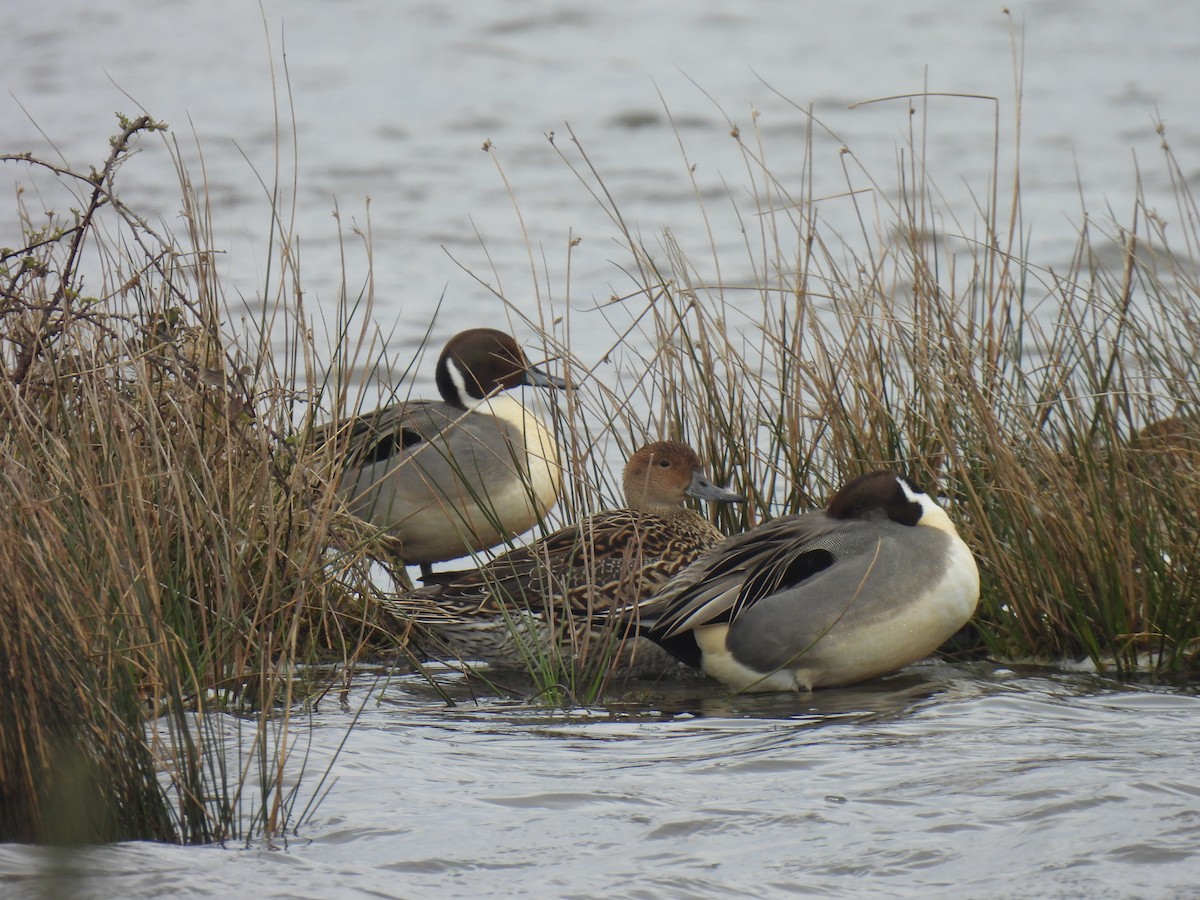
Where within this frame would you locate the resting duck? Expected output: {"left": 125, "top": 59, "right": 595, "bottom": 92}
{"left": 386, "top": 440, "right": 744, "bottom": 676}
{"left": 320, "top": 328, "right": 566, "bottom": 575}
{"left": 638, "top": 470, "right": 980, "bottom": 692}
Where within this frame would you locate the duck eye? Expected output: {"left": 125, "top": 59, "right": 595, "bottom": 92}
{"left": 657, "top": 459, "right": 671, "bottom": 468}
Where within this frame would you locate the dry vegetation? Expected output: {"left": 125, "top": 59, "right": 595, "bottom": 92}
{"left": 401, "top": 104, "right": 1200, "bottom": 701}
{"left": 0, "top": 117, "right": 403, "bottom": 844}
{"left": 2, "top": 90, "right": 1199, "bottom": 843}
{"left": 529, "top": 109, "right": 1200, "bottom": 687}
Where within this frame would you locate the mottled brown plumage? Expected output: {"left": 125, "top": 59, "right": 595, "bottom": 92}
{"left": 382, "top": 440, "right": 743, "bottom": 676}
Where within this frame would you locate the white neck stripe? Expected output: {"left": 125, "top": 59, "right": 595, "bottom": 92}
{"left": 897, "top": 477, "right": 922, "bottom": 505}
{"left": 445, "top": 358, "right": 481, "bottom": 407}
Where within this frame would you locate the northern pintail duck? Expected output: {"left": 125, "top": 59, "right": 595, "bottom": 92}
{"left": 636, "top": 470, "right": 980, "bottom": 692}
{"left": 386, "top": 440, "right": 744, "bottom": 676}
{"left": 320, "top": 329, "right": 566, "bottom": 575}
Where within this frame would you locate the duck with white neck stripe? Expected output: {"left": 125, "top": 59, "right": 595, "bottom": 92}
{"left": 319, "top": 328, "right": 566, "bottom": 576}
{"left": 635, "top": 470, "right": 980, "bottom": 692}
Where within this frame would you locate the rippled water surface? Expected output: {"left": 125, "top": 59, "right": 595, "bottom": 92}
{"left": 4, "top": 1, "right": 1199, "bottom": 373}
{"left": 3, "top": 664, "right": 1199, "bottom": 898}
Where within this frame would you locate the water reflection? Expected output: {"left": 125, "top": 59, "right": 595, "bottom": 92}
{"left": 371, "top": 658, "right": 1133, "bottom": 728}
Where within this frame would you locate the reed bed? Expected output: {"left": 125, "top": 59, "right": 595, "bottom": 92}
{"left": 385, "top": 97, "right": 1200, "bottom": 700}
{"left": 0, "top": 117, "right": 403, "bottom": 844}
{"left": 4, "top": 85, "right": 1198, "bottom": 843}
{"left": 502, "top": 103, "right": 1200, "bottom": 690}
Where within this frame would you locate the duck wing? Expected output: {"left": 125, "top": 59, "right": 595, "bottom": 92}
{"left": 323, "top": 401, "right": 460, "bottom": 468}
{"left": 646, "top": 512, "right": 843, "bottom": 639}
{"left": 400, "top": 510, "right": 716, "bottom": 620}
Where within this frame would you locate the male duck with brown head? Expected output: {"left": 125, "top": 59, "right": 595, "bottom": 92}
{"left": 386, "top": 440, "right": 744, "bottom": 675}
{"left": 323, "top": 328, "right": 566, "bottom": 575}
{"left": 637, "top": 470, "right": 979, "bottom": 692}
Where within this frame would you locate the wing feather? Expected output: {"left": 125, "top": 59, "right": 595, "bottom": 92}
{"left": 647, "top": 512, "right": 844, "bottom": 638}
{"left": 313, "top": 401, "right": 460, "bottom": 468}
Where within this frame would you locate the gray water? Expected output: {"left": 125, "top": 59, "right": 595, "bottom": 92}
{"left": 5, "top": 1, "right": 1200, "bottom": 372}
{"left": 5, "top": 2, "right": 1200, "bottom": 896}
{"left": 2, "top": 664, "right": 1199, "bottom": 898}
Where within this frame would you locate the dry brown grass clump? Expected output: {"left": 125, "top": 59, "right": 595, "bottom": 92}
{"left": 0, "top": 116, "right": 402, "bottom": 843}
{"left": 472, "top": 103, "right": 1200, "bottom": 689}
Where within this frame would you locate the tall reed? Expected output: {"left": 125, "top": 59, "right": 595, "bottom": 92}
{"left": 445, "top": 96, "right": 1200, "bottom": 692}
{"left": 0, "top": 116, "right": 400, "bottom": 843}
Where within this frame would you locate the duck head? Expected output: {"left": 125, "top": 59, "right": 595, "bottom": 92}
{"left": 623, "top": 441, "right": 744, "bottom": 516}
{"left": 826, "top": 470, "right": 928, "bottom": 524}
{"left": 826, "top": 469, "right": 963, "bottom": 539}
{"left": 435, "top": 328, "right": 567, "bottom": 408}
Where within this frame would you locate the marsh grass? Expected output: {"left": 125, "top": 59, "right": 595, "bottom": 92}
{"left": 449, "top": 91, "right": 1200, "bottom": 695}
{"left": 0, "top": 116, "right": 404, "bottom": 843}
{"left": 390, "top": 442, "right": 686, "bottom": 706}
{"left": 5, "top": 80, "right": 1199, "bottom": 843}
